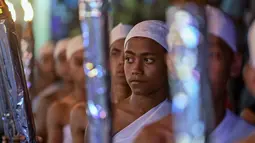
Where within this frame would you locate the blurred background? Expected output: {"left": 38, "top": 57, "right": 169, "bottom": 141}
{"left": 7, "top": 0, "right": 255, "bottom": 116}
{"left": 10, "top": 0, "right": 171, "bottom": 56}
{"left": 8, "top": 0, "right": 252, "bottom": 56}
{"left": 3, "top": 0, "right": 255, "bottom": 141}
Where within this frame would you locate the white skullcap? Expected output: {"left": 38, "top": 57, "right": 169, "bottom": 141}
{"left": 38, "top": 42, "right": 54, "bottom": 59}
{"left": 206, "top": 5, "right": 237, "bottom": 52}
{"left": 66, "top": 35, "right": 84, "bottom": 60}
{"left": 110, "top": 23, "right": 133, "bottom": 45}
{"left": 125, "top": 20, "right": 169, "bottom": 51}
{"left": 248, "top": 20, "right": 255, "bottom": 68}
{"left": 54, "top": 38, "right": 70, "bottom": 59}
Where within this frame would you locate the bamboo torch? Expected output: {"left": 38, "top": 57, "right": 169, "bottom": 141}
{"left": 79, "top": 0, "right": 112, "bottom": 143}
{"left": 0, "top": 0, "right": 36, "bottom": 142}
{"left": 20, "top": 0, "right": 35, "bottom": 96}
{"left": 166, "top": 1, "right": 214, "bottom": 142}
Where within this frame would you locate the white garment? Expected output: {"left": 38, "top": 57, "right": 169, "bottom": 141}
{"left": 113, "top": 100, "right": 171, "bottom": 143}
{"left": 32, "top": 82, "right": 62, "bottom": 113}
{"left": 63, "top": 124, "right": 72, "bottom": 143}
{"left": 210, "top": 110, "right": 255, "bottom": 143}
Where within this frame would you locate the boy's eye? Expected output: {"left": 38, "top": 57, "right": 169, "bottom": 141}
{"left": 144, "top": 58, "right": 155, "bottom": 64}
{"left": 125, "top": 57, "right": 134, "bottom": 63}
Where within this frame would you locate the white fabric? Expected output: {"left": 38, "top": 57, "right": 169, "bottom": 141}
{"left": 210, "top": 110, "right": 255, "bottom": 143}
{"left": 63, "top": 124, "right": 72, "bottom": 143}
{"left": 125, "top": 20, "right": 169, "bottom": 51}
{"left": 32, "top": 82, "right": 62, "bottom": 113}
{"left": 66, "top": 35, "right": 84, "bottom": 60}
{"left": 110, "top": 23, "right": 133, "bottom": 45}
{"left": 54, "top": 38, "right": 70, "bottom": 59}
{"left": 206, "top": 5, "right": 237, "bottom": 52}
{"left": 113, "top": 100, "right": 171, "bottom": 143}
{"left": 248, "top": 20, "right": 255, "bottom": 68}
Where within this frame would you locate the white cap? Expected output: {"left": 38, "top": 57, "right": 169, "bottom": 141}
{"left": 110, "top": 23, "right": 133, "bottom": 45}
{"left": 66, "top": 35, "right": 84, "bottom": 60}
{"left": 248, "top": 20, "right": 255, "bottom": 68}
{"left": 54, "top": 38, "right": 70, "bottom": 59}
{"left": 206, "top": 5, "right": 237, "bottom": 52}
{"left": 38, "top": 42, "right": 54, "bottom": 59}
{"left": 125, "top": 20, "right": 169, "bottom": 51}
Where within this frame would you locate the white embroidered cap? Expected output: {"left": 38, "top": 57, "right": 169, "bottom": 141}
{"left": 54, "top": 38, "right": 70, "bottom": 59}
{"left": 206, "top": 5, "right": 237, "bottom": 52}
{"left": 66, "top": 35, "right": 84, "bottom": 60}
{"left": 125, "top": 20, "right": 169, "bottom": 51}
{"left": 110, "top": 23, "right": 133, "bottom": 45}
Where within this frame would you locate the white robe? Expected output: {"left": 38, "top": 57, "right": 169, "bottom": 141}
{"left": 32, "top": 82, "right": 62, "bottom": 113}
{"left": 113, "top": 100, "right": 171, "bottom": 143}
{"left": 63, "top": 124, "right": 72, "bottom": 143}
{"left": 210, "top": 110, "right": 255, "bottom": 143}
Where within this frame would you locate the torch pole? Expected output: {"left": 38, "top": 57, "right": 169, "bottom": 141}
{"left": 79, "top": 0, "right": 112, "bottom": 143}
{"left": 0, "top": 0, "right": 36, "bottom": 142}
{"left": 166, "top": 1, "right": 213, "bottom": 142}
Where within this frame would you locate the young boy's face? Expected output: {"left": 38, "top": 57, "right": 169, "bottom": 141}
{"left": 124, "top": 37, "right": 168, "bottom": 96}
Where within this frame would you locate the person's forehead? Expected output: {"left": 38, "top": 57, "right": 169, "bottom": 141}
{"left": 125, "top": 37, "right": 164, "bottom": 54}
{"left": 110, "top": 39, "right": 125, "bottom": 50}
{"left": 209, "top": 35, "right": 230, "bottom": 52}
{"left": 72, "top": 50, "right": 84, "bottom": 59}
{"left": 59, "top": 49, "right": 67, "bottom": 56}
{"left": 41, "top": 52, "right": 53, "bottom": 58}
{"left": 209, "top": 34, "right": 220, "bottom": 44}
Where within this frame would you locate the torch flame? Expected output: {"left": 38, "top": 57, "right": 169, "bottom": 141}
{"left": 21, "top": 0, "right": 34, "bottom": 21}
{"left": 5, "top": 0, "right": 16, "bottom": 22}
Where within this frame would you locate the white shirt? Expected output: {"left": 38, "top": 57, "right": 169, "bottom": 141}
{"left": 113, "top": 100, "right": 171, "bottom": 143}
{"left": 210, "top": 110, "right": 255, "bottom": 143}
{"left": 32, "top": 82, "right": 62, "bottom": 113}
